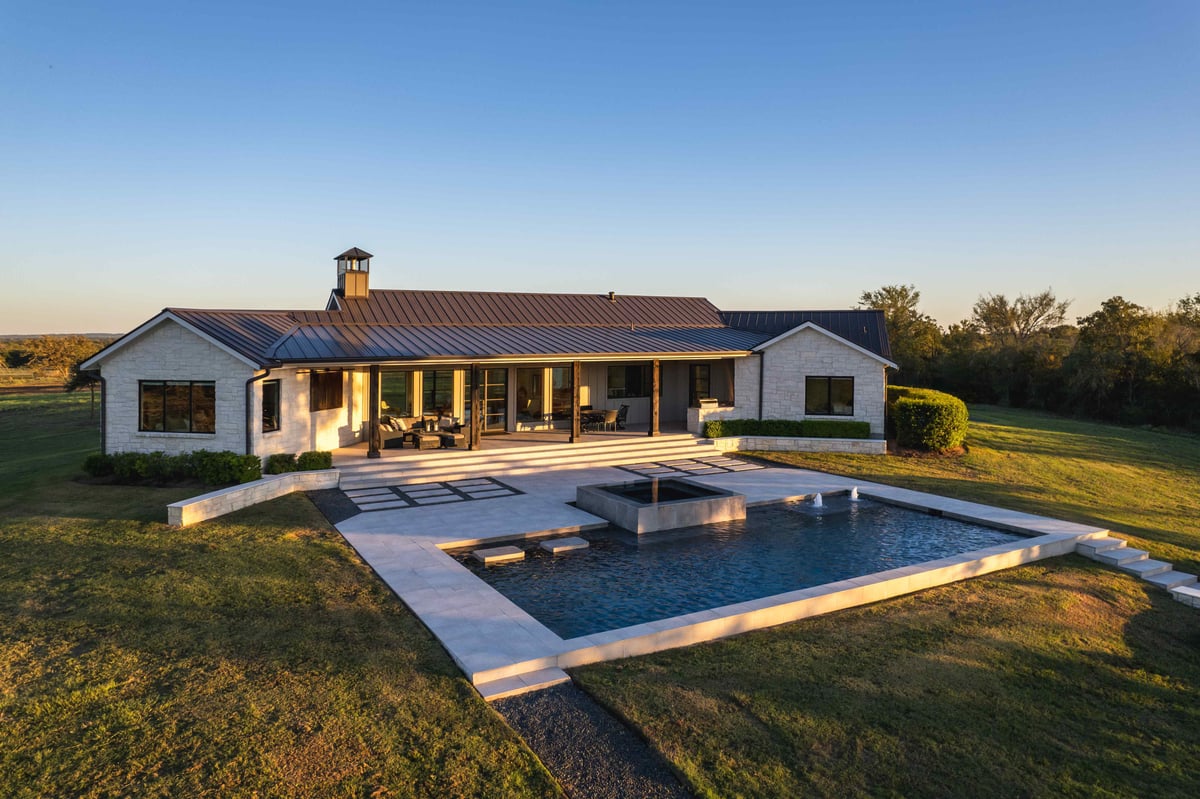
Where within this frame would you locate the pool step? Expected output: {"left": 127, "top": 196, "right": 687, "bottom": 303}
{"left": 476, "top": 667, "right": 572, "bottom": 701}
{"left": 1078, "top": 537, "right": 1199, "bottom": 611}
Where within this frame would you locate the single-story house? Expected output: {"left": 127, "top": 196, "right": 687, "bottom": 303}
{"left": 81, "top": 248, "right": 896, "bottom": 459}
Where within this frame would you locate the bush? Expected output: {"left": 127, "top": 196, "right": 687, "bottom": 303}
{"left": 703, "top": 419, "right": 871, "bottom": 439}
{"left": 83, "top": 452, "right": 113, "bottom": 477}
{"left": 110, "top": 451, "right": 143, "bottom": 481}
{"left": 265, "top": 453, "right": 298, "bottom": 475}
{"left": 295, "top": 450, "right": 333, "bottom": 471}
{"left": 137, "top": 451, "right": 193, "bottom": 484}
{"left": 887, "top": 386, "right": 969, "bottom": 451}
{"left": 192, "top": 450, "right": 262, "bottom": 486}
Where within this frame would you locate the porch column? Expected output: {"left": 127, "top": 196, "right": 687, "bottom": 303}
{"left": 648, "top": 358, "right": 660, "bottom": 436}
{"left": 569, "top": 360, "right": 582, "bottom": 443}
{"left": 367, "top": 365, "right": 381, "bottom": 459}
{"left": 469, "top": 364, "right": 482, "bottom": 450}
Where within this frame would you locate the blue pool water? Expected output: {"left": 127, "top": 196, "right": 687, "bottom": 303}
{"left": 450, "top": 497, "right": 1023, "bottom": 640}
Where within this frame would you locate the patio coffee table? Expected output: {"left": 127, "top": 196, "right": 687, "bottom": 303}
{"left": 414, "top": 432, "right": 442, "bottom": 450}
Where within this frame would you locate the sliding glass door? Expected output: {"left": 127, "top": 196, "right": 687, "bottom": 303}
{"left": 481, "top": 368, "right": 508, "bottom": 432}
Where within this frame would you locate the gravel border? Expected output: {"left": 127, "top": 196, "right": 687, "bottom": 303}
{"left": 493, "top": 682, "right": 693, "bottom": 799}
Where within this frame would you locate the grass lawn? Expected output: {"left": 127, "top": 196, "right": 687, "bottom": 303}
{"left": 0, "top": 393, "right": 560, "bottom": 798}
{"left": 574, "top": 406, "right": 1200, "bottom": 798}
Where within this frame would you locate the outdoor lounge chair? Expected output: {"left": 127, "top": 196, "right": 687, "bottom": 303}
{"left": 616, "top": 404, "right": 629, "bottom": 430}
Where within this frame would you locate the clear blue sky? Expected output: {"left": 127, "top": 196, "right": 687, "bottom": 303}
{"left": 2, "top": 1, "right": 1197, "bottom": 334}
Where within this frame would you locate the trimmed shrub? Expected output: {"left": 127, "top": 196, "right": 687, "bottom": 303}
{"left": 110, "top": 452, "right": 143, "bottom": 482}
{"left": 296, "top": 450, "right": 333, "bottom": 471}
{"left": 888, "top": 387, "right": 969, "bottom": 451}
{"left": 192, "top": 450, "right": 262, "bottom": 486}
{"left": 265, "top": 453, "right": 298, "bottom": 475}
{"left": 137, "top": 451, "right": 193, "bottom": 484}
{"left": 703, "top": 419, "right": 871, "bottom": 439}
{"left": 83, "top": 452, "right": 113, "bottom": 477}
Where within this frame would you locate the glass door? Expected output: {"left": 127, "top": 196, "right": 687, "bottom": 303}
{"left": 482, "top": 368, "right": 508, "bottom": 432}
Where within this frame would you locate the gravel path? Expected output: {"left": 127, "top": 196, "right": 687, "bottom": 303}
{"left": 493, "top": 683, "right": 693, "bottom": 799}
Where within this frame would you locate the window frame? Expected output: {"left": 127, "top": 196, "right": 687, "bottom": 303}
{"left": 138, "top": 380, "right": 217, "bottom": 434}
{"left": 607, "top": 364, "right": 655, "bottom": 399}
{"left": 262, "top": 379, "right": 281, "bottom": 433}
{"left": 310, "top": 369, "right": 344, "bottom": 412}
{"left": 689, "top": 364, "right": 711, "bottom": 407}
{"left": 804, "top": 376, "right": 855, "bottom": 416}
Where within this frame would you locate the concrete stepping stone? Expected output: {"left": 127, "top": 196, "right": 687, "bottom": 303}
{"left": 472, "top": 545, "right": 525, "bottom": 564}
{"left": 1076, "top": 537, "right": 1125, "bottom": 559}
{"left": 1119, "top": 558, "right": 1172, "bottom": 578}
{"left": 1170, "top": 584, "right": 1200, "bottom": 608}
{"left": 477, "top": 667, "right": 572, "bottom": 701}
{"left": 358, "top": 499, "right": 410, "bottom": 511}
{"left": 540, "top": 537, "right": 590, "bottom": 554}
{"left": 1095, "top": 547, "right": 1149, "bottom": 567}
{"left": 1144, "top": 570, "right": 1198, "bottom": 590}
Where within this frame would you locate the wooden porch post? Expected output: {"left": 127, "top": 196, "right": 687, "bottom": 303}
{"left": 469, "top": 364, "right": 482, "bottom": 450}
{"left": 569, "top": 360, "right": 582, "bottom": 443}
{"left": 367, "top": 365, "right": 381, "bottom": 459}
{"left": 649, "top": 359, "right": 661, "bottom": 436}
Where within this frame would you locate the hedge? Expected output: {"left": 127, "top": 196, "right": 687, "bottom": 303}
{"left": 84, "top": 449, "right": 260, "bottom": 487}
{"left": 265, "top": 453, "right": 298, "bottom": 475}
{"left": 296, "top": 450, "right": 333, "bottom": 470}
{"left": 702, "top": 418, "right": 871, "bottom": 439}
{"left": 886, "top": 385, "right": 969, "bottom": 451}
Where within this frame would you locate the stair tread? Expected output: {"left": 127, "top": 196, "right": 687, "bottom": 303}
{"left": 476, "top": 667, "right": 571, "bottom": 701}
{"left": 1118, "top": 558, "right": 1171, "bottom": 576}
{"left": 1143, "top": 570, "right": 1198, "bottom": 588}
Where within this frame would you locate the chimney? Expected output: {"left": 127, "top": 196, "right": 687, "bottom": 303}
{"left": 608, "top": 291, "right": 617, "bottom": 303}
{"left": 335, "top": 247, "right": 372, "bottom": 299}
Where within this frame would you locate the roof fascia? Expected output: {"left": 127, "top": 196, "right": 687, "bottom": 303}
{"left": 753, "top": 322, "right": 898, "bottom": 368}
{"left": 80, "top": 311, "right": 264, "bottom": 370}
{"left": 270, "top": 351, "right": 754, "bottom": 369}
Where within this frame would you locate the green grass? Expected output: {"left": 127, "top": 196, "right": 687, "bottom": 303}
{"left": 0, "top": 393, "right": 559, "bottom": 798}
{"left": 574, "top": 406, "right": 1200, "bottom": 798}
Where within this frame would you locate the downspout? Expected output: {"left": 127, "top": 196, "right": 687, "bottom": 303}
{"left": 245, "top": 366, "right": 274, "bottom": 456}
{"left": 84, "top": 369, "right": 107, "bottom": 454}
{"left": 756, "top": 350, "right": 765, "bottom": 421}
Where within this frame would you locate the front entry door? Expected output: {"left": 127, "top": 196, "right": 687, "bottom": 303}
{"left": 482, "top": 368, "right": 508, "bottom": 432}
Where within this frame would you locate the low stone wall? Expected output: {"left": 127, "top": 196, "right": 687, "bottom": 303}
{"left": 167, "top": 469, "right": 340, "bottom": 527}
{"left": 709, "top": 435, "right": 886, "bottom": 455}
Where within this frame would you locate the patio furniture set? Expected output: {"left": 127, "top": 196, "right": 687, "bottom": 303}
{"left": 379, "top": 416, "right": 466, "bottom": 449}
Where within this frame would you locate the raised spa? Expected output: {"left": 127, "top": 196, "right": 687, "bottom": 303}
{"left": 576, "top": 477, "right": 746, "bottom": 534}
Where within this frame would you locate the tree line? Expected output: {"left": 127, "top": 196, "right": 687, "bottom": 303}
{"left": 1, "top": 335, "right": 112, "bottom": 389}
{"left": 862, "top": 286, "right": 1200, "bottom": 431}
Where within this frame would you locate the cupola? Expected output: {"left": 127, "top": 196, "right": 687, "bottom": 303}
{"left": 335, "top": 247, "right": 372, "bottom": 299}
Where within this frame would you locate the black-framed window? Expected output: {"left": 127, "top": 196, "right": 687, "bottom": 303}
{"left": 607, "top": 365, "right": 656, "bottom": 399}
{"left": 689, "top": 364, "right": 711, "bottom": 407}
{"left": 381, "top": 370, "right": 414, "bottom": 417}
{"left": 139, "top": 380, "right": 216, "bottom": 433}
{"left": 310, "top": 370, "right": 344, "bottom": 412}
{"left": 805, "top": 376, "right": 854, "bottom": 416}
{"left": 422, "top": 370, "right": 454, "bottom": 415}
{"left": 262, "top": 380, "right": 281, "bottom": 432}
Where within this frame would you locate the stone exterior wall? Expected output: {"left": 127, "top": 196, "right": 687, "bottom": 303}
{"left": 760, "top": 327, "right": 888, "bottom": 437}
{"left": 167, "top": 469, "right": 340, "bottom": 527}
{"left": 250, "top": 366, "right": 365, "bottom": 458}
{"left": 99, "top": 318, "right": 254, "bottom": 455}
{"left": 709, "top": 436, "right": 886, "bottom": 455}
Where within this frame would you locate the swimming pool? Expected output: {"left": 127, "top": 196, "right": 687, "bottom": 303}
{"left": 450, "top": 496, "right": 1024, "bottom": 639}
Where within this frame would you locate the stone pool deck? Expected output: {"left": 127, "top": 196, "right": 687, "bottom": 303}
{"left": 334, "top": 464, "right": 1112, "bottom": 700}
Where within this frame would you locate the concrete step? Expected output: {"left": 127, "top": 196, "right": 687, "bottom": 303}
{"left": 1170, "top": 584, "right": 1200, "bottom": 608}
{"left": 1075, "top": 537, "right": 1126, "bottom": 559}
{"left": 1143, "top": 570, "right": 1198, "bottom": 591}
{"left": 476, "top": 667, "right": 572, "bottom": 701}
{"left": 1095, "top": 548, "right": 1149, "bottom": 567}
{"left": 1118, "top": 558, "right": 1172, "bottom": 578}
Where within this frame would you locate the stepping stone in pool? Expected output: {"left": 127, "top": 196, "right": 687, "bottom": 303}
{"left": 539, "top": 537, "right": 590, "bottom": 555}
{"left": 472, "top": 545, "right": 525, "bottom": 564}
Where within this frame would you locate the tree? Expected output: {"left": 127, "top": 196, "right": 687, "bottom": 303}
{"left": 857, "top": 285, "right": 943, "bottom": 385}
{"left": 971, "top": 290, "right": 1070, "bottom": 348}
{"left": 1065, "top": 297, "right": 1160, "bottom": 421}
{"left": 968, "top": 289, "right": 1072, "bottom": 407}
{"left": 22, "top": 335, "right": 104, "bottom": 383}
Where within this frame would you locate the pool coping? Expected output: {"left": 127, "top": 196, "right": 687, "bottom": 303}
{"left": 333, "top": 466, "right": 1110, "bottom": 697}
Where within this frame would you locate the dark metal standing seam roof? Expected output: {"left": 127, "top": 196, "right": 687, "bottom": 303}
{"left": 318, "top": 290, "right": 727, "bottom": 327}
{"left": 169, "top": 309, "right": 300, "bottom": 366}
{"left": 268, "top": 324, "right": 768, "bottom": 362}
{"left": 721, "top": 310, "right": 893, "bottom": 361}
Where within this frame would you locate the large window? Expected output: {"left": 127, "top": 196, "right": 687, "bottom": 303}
{"left": 607, "top": 365, "right": 654, "bottom": 399}
{"left": 310, "top": 370, "right": 344, "bottom": 412}
{"left": 381, "top": 370, "right": 414, "bottom": 417}
{"left": 805, "top": 376, "right": 854, "bottom": 416}
{"left": 422, "top": 369, "right": 454, "bottom": 415}
{"left": 139, "top": 380, "right": 215, "bottom": 433}
{"left": 689, "top": 364, "right": 711, "bottom": 407}
{"left": 550, "top": 367, "right": 573, "bottom": 420}
{"left": 262, "top": 380, "right": 281, "bottom": 432}
{"left": 515, "top": 368, "right": 544, "bottom": 421}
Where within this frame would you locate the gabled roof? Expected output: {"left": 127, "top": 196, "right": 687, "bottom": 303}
{"left": 321, "top": 289, "right": 726, "bottom": 328}
{"left": 721, "top": 310, "right": 892, "bottom": 361}
{"left": 84, "top": 290, "right": 893, "bottom": 369}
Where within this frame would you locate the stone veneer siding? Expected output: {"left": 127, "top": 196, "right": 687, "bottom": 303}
{"left": 250, "top": 366, "right": 366, "bottom": 458}
{"left": 99, "top": 318, "right": 254, "bottom": 455}
{"left": 759, "top": 327, "right": 887, "bottom": 437}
